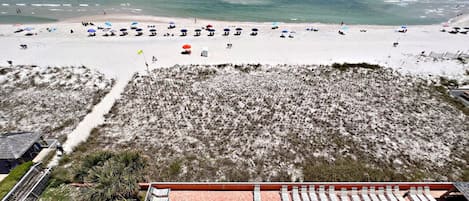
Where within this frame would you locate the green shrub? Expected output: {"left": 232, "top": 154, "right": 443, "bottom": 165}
{"left": 0, "top": 161, "right": 34, "bottom": 199}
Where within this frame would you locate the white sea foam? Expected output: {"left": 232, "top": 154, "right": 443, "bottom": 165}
{"left": 1, "top": 12, "right": 7, "bottom": 14}
{"left": 79, "top": 4, "right": 89, "bottom": 7}
{"left": 49, "top": 8, "right": 63, "bottom": 11}
{"left": 1, "top": 3, "right": 9, "bottom": 6}
{"left": 16, "top": 3, "right": 26, "bottom": 6}
{"left": 62, "top": 4, "right": 72, "bottom": 7}
{"left": 220, "top": 0, "right": 271, "bottom": 5}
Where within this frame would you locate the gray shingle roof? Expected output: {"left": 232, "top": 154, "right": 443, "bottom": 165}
{"left": 0, "top": 132, "right": 42, "bottom": 159}
{"left": 454, "top": 182, "right": 469, "bottom": 201}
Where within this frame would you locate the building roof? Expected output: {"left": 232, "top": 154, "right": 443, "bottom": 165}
{"left": 454, "top": 182, "right": 469, "bottom": 201}
{"left": 0, "top": 132, "right": 42, "bottom": 159}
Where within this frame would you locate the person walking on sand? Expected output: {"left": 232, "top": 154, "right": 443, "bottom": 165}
{"left": 152, "top": 56, "right": 158, "bottom": 63}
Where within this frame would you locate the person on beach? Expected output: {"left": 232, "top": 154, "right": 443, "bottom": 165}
{"left": 70, "top": 29, "right": 74, "bottom": 34}
{"left": 152, "top": 56, "right": 158, "bottom": 63}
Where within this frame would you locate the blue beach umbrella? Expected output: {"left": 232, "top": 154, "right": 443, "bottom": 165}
{"left": 105, "top": 21, "right": 112, "bottom": 27}
{"left": 131, "top": 21, "right": 138, "bottom": 26}
{"left": 224, "top": 28, "right": 230, "bottom": 32}
{"left": 87, "top": 28, "right": 96, "bottom": 33}
{"left": 401, "top": 25, "right": 407, "bottom": 29}
{"left": 181, "top": 29, "right": 187, "bottom": 32}
{"left": 120, "top": 28, "right": 127, "bottom": 32}
{"left": 282, "top": 30, "right": 288, "bottom": 33}
{"left": 236, "top": 28, "right": 242, "bottom": 31}
{"left": 136, "top": 28, "right": 143, "bottom": 32}
{"left": 24, "top": 27, "right": 34, "bottom": 31}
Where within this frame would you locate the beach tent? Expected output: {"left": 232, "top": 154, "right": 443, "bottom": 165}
{"left": 235, "top": 27, "right": 242, "bottom": 35}
{"left": 180, "top": 29, "right": 188, "bottom": 36}
{"left": 272, "top": 22, "right": 279, "bottom": 29}
{"left": 201, "top": 47, "right": 208, "bottom": 57}
{"left": 149, "top": 28, "right": 157, "bottom": 36}
{"left": 182, "top": 44, "right": 191, "bottom": 54}
{"left": 194, "top": 29, "right": 202, "bottom": 36}
{"left": 223, "top": 28, "right": 230, "bottom": 36}
{"left": 251, "top": 28, "right": 258, "bottom": 36}
{"left": 135, "top": 28, "right": 143, "bottom": 36}
{"left": 169, "top": 22, "right": 176, "bottom": 29}
{"left": 87, "top": 28, "right": 96, "bottom": 37}
{"left": 208, "top": 29, "right": 215, "bottom": 36}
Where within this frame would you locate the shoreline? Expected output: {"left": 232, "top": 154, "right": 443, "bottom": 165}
{"left": 2, "top": 12, "right": 468, "bottom": 27}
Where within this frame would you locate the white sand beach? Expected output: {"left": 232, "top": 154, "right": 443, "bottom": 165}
{"left": 0, "top": 14, "right": 468, "bottom": 81}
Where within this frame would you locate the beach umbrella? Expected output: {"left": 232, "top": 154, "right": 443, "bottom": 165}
{"left": 87, "top": 28, "right": 96, "bottom": 33}
{"left": 208, "top": 29, "right": 215, "bottom": 32}
{"left": 136, "top": 28, "right": 143, "bottom": 32}
{"left": 131, "top": 21, "right": 138, "bottom": 26}
{"left": 252, "top": 28, "right": 258, "bottom": 32}
{"left": 120, "top": 28, "right": 127, "bottom": 32}
{"left": 24, "top": 27, "right": 34, "bottom": 31}
{"left": 236, "top": 28, "right": 242, "bottom": 31}
{"left": 453, "top": 27, "right": 461, "bottom": 30}
{"left": 282, "top": 30, "right": 288, "bottom": 33}
{"left": 182, "top": 44, "right": 191, "bottom": 49}
{"left": 149, "top": 29, "right": 157, "bottom": 32}
{"left": 341, "top": 26, "right": 349, "bottom": 30}
{"left": 181, "top": 29, "right": 187, "bottom": 32}
{"left": 206, "top": 24, "right": 213, "bottom": 28}
{"left": 105, "top": 21, "right": 112, "bottom": 27}
{"left": 224, "top": 28, "right": 230, "bottom": 32}
{"left": 195, "top": 29, "right": 202, "bottom": 32}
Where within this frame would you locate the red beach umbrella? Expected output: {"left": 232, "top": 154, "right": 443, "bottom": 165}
{"left": 206, "top": 24, "right": 213, "bottom": 29}
{"left": 182, "top": 44, "right": 191, "bottom": 49}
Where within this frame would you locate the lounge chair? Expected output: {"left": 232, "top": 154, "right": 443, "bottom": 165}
{"left": 292, "top": 186, "right": 301, "bottom": 201}
{"left": 281, "top": 185, "right": 290, "bottom": 201}
{"left": 301, "top": 186, "right": 311, "bottom": 201}
{"left": 319, "top": 186, "right": 328, "bottom": 201}
{"left": 393, "top": 186, "right": 405, "bottom": 201}
{"left": 416, "top": 187, "right": 428, "bottom": 201}
{"left": 369, "top": 187, "right": 380, "bottom": 201}
{"left": 423, "top": 186, "right": 436, "bottom": 201}
{"left": 341, "top": 188, "right": 350, "bottom": 201}
{"left": 151, "top": 187, "right": 170, "bottom": 197}
{"left": 351, "top": 187, "right": 360, "bottom": 201}
{"left": 309, "top": 185, "right": 318, "bottom": 201}
{"left": 378, "top": 187, "right": 388, "bottom": 201}
{"left": 409, "top": 187, "right": 421, "bottom": 201}
{"left": 362, "top": 187, "right": 371, "bottom": 201}
{"left": 329, "top": 186, "right": 339, "bottom": 201}
{"left": 254, "top": 185, "right": 261, "bottom": 201}
{"left": 136, "top": 32, "right": 143, "bottom": 36}
{"left": 386, "top": 186, "right": 398, "bottom": 201}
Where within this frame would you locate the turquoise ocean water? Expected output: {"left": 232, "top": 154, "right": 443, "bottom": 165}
{"left": 0, "top": 0, "right": 468, "bottom": 25}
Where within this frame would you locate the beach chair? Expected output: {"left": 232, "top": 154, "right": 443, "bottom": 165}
{"left": 309, "top": 185, "right": 319, "bottom": 201}
{"left": 151, "top": 187, "right": 170, "bottom": 197}
{"left": 151, "top": 197, "right": 169, "bottom": 201}
{"left": 409, "top": 187, "right": 421, "bottom": 201}
{"left": 292, "top": 186, "right": 301, "bottom": 201}
{"left": 254, "top": 185, "right": 261, "bottom": 201}
{"left": 369, "top": 187, "right": 380, "bottom": 201}
{"left": 386, "top": 186, "right": 398, "bottom": 201}
{"left": 341, "top": 188, "right": 350, "bottom": 201}
{"left": 282, "top": 185, "right": 290, "bottom": 201}
{"left": 329, "top": 186, "right": 339, "bottom": 201}
{"left": 393, "top": 186, "right": 405, "bottom": 201}
{"left": 423, "top": 186, "right": 437, "bottom": 201}
{"left": 301, "top": 186, "right": 311, "bottom": 201}
{"left": 416, "top": 187, "right": 428, "bottom": 201}
{"left": 319, "top": 186, "right": 328, "bottom": 201}
{"left": 378, "top": 187, "right": 388, "bottom": 201}
{"left": 351, "top": 187, "right": 360, "bottom": 201}
{"left": 362, "top": 187, "right": 372, "bottom": 201}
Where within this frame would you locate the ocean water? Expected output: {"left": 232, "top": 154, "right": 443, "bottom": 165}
{"left": 0, "top": 0, "right": 468, "bottom": 25}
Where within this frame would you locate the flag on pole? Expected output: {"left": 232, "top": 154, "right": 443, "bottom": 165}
{"left": 137, "top": 50, "right": 144, "bottom": 55}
